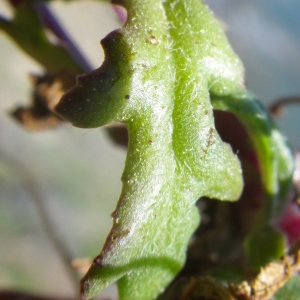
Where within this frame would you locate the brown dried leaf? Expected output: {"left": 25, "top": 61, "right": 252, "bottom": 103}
{"left": 10, "top": 70, "right": 76, "bottom": 131}
{"left": 230, "top": 250, "right": 300, "bottom": 300}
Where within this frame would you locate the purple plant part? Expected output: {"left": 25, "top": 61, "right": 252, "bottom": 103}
{"left": 278, "top": 150, "right": 300, "bottom": 245}
{"left": 32, "top": 2, "right": 93, "bottom": 72}
{"left": 112, "top": 4, "right": 127, "bottom": 25}
{"left": 278, "top": 201, "right": 300, "bottom": 245}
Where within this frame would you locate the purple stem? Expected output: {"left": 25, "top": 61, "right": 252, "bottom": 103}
{"left": 33, "top": 2, "right": 93, "bottom": 73}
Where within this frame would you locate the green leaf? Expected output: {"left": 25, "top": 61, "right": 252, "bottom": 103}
{"left": 212, "top": 93, "right": 294, "bottom": 268}
{"left": 243, "top": 225, "right": 285, "bottom": 270}
{"left": 55, "top": 1, "right": 255, "bottom": 299}
{"left": 273, "top": 276, "right": 300, "bottom": 300}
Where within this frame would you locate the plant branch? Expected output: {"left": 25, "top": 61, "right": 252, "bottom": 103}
{"left": 32, "top": 2, "right": 93, "bottom": 73}
{"left": 269, "top": 95, "right": 300, "bottom": 116}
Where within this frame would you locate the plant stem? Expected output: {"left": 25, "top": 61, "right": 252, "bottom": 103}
{"left": 269, "top": 95, "right": 300, "bottom": 116}
{"left": 32, "top": 2, "right": 93, "bottom": 73}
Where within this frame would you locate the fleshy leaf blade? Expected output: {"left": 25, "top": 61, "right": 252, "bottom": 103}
{"left": 56, "top": 1, "right": 245, "bottom": 299}
{"left": 212, "top": 93, "right": 294, "bottom": 268}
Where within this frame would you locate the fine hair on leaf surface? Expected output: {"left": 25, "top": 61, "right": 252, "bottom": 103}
{"left": 54, "top": 1, "right": 294, "bottom": 300}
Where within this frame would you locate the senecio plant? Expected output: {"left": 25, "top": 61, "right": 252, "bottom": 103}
{"left": 1, "top": 0, "right": 299, "bottom": 299}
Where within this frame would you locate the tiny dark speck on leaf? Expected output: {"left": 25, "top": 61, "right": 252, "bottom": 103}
{"left": 147, "top": 35, "right": 159, "bottom": 45}
{"left": 125, "top": 94, "right": 130, "bottom": 99}
{"left": 82, "top": 281, "right": 90, "bottom": 290}
{"left": 94, "top": 255, "right": 103, "bottom": 265}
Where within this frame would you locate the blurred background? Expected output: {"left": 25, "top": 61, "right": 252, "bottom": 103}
{"left": 0, "top": 0, "right": 299, "bottom": 299}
